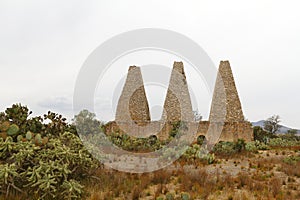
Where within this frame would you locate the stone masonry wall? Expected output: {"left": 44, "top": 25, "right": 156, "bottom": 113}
{"left": 104, "top": 120, "right": 253, "bottom": 142}
{"left": 162, "top": 62, "right": 194, "bottom": 123}
{"left": 205, "top": 61, "right": 253, "bottom": 142}
{"left": 196, "top": 121, "right": 253, "bottom": 142}
{"left": 109, "top": 61, "right": 253, "bottom": 143}
{"left": 115, "top": 66, "right": 150, "bottom": 126}
{"left": 209, "top": 61, "right": 245, "bottom": 122}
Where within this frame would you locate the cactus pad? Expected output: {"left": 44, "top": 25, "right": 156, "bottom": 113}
{"left": 26, "top": 131, "right": 33, "bottom": 140}
{"left": 7, "top": 124, "right": 20, "bottom": 136}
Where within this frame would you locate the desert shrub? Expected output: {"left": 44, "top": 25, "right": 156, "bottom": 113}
{"left": 253, "top": 126, "right": 275, "bottom": 143}
{"left": 0, "top": 105, "right": 97, "bottom": 199}
{"left": 245, "top": 141, "right": 258, "bottom": 152}
{"left": 181, "top": 144, "right": 215, "bottom": 164}
{"left": 0, "top": 104, "right": 76, "bottom": 140}
{"left": 269, "top": 138, "right": 299, "bottom": 147}
{"left": 196, "top": 146, "right": 215, "bottom": 164}
{"left": 245, "top": 141, "right": 270, "bottom": 152}
{"left": 169, "top": 121, "right": 188, "bottom": 138}
{"left": 165, "top": 192, "right": 174, "bottom": 200}
{"left": 255, "top": 141, "right": 270, "bottom": 150}
{"left": 108, "top": 132, "right": 164, "bottom": 152}
{"left": 213, "top": 141, "right": 236, "bottom": 155}
{"left": 283, "top": 155, "right": 300, "bottom": 165}
{"left": 181, "top": 192, "right": 190, "bottom": 200}
{"left": 183, "top": 144, "right": 200, "bottom": 160}
{"left": 234, "top": 139, "right": 246, "bottom": 152}
{"left": 0, "top": 132, "right": 96, "bottom": 199}
{"left": 73, "top": 110, "right": 103, "bottom": 135}
{"left": 213, "top": 140, "right": 244, "bottom": 155}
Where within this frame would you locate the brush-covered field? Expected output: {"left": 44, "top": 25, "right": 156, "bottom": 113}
{"left": 1, "top": 104, "right": 299, "bottom": 200}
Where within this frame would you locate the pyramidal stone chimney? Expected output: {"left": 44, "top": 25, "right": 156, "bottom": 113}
{"left": 162, "top": 62, "right": 194, "bottom": 122}
{"left": 115, "top": 66, "right": 150, "bottom": 126}
{"left": 203, "top": 61, "right": 253, "bottom": 143}
{"left": 209, "top": 61, "right": 244, "bottom": 122}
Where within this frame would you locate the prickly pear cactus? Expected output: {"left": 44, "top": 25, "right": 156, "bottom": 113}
{"left": 166, "top": 192, "right": 174, "bottom": 200}
{"left": 181, "top": 192, "right": 190, "bottom": 200}
{"left": 0, "top": 104, "right": 97, "bottom": 200}
{"left": 206, "top": 153, "right": 215, "bottom": 164}
{"left": 34, "top": 133, "right": 42, "bottom": 145}
{"left": 26, "top": 131, "right": 33, "bottom": 140}
{"left": 7, "top": 124, "right": 19, "bottom": 136}
{"left": 17, "top": 135, "right": 23, "bottom": 142}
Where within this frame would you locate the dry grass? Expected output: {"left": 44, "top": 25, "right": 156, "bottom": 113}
{"left": 1, "top": 149, "right": 299, "bottom": 199}
{"left": 81, "top": 150, "right": 300, "bottom": 199}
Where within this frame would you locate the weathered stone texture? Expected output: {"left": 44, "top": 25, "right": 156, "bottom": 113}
{"left": 206, "top": 61, "right": 252, "bottom": 142}
{"left": 209, "top": 61, "right": 244, "bottom": 122}
{"left": 109, "top": 61, "right": 253, "bottom": 143}
{"left": 162, "top": 62, "right": 194, "bottom": 123}
{"left": 196, "top": 121, "right": 253, "bottom": 142}
{"left": 115, "top": 66, "right": 150, "bottom": 126}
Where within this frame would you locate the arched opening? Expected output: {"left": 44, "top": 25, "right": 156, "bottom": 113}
{"left": 149, "top": 135, "right": 158, "bottom": 145}
{"left": 197, "top": 135, "right": 207, "bottom": 145}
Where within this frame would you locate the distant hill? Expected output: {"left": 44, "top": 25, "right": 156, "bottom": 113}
{"left": 252, "top": 120, "right": 300, "bottom": 134}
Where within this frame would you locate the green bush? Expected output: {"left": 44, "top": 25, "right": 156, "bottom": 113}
{"left": 253, "top": 126, "right": 275, "bottom": 143}
{"left": 245, "top": 141, "right": 257, "bottom": 152}
{"left": 283, "top": 155, "right": 300, "bottom": 165}
{"left": 213, "top": 139, "right": 250, "bottom": 155}
{"left": 269, "top": 138, "right": 300, "bottom": 147}
{"left": 7, "top": 124, "right": 20, "bottom": 136}
{"left": 234, "top": 139, "right": 246, "bottom": 152}
{"left": 213, "top": 141, "right": 236, "bottom": 155}
{"left": 181, "top": 144, "right": 215, "bottom": 164}
{"left": 0, "top": 132, "right": 96, "bottom": 199}
{"left": 108, "top": 132, "right": 164, "bottom": 152}
{"left": 0, "top": 105, "right": 97, "bottom": 199}
{"left": 245, "top": 141, "right": 270, "bottom": 152}
{"left": 181, "top": 192, "right": 190, "bottom": 200}
{"left": 166, "top": 192, "right": 174, "bottom": 200}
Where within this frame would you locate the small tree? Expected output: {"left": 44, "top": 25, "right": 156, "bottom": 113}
{"left": 264, "top": 115, "right": 281, "bottom": 134}
{"left": 73, "top": 110, "right": 102, "bottom": 135}
{"left": 253, "top": 126, "right": 275, "bottom": 143}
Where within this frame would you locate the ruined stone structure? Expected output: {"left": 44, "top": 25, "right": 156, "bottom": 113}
{"left": 162, "top": 62, "right": 194, "bottom": 122}
{"left": 197, "top": 61, "right": 253, "bottom": 142}
{"left": 109, "top": 61, "right": 253, "bottom": 143}
{"left": 209, "top": 61, "right": 244, "bottom": 122}
{"left": 115, "top": 66, "right": 150, "bottom": 126}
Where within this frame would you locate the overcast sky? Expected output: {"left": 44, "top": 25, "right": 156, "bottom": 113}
{"left": 0, "top": 0, "right": 299, "bottom": 129}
